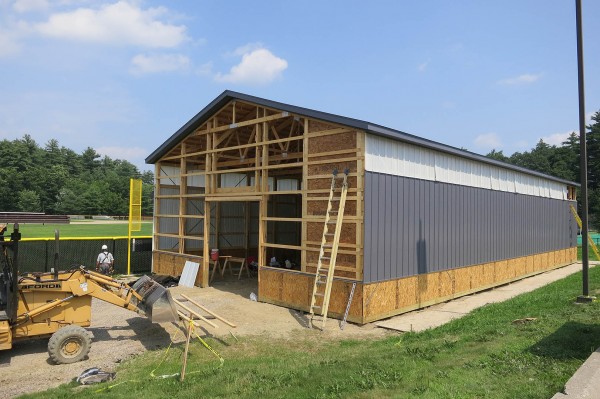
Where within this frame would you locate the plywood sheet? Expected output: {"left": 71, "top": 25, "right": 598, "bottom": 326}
{"left": 307, "top": 176, "right": 358, "bottom": 190}
{"left": 258, "top": 268, "right": 283, "bottom": 302}
{"left": 494, "top": 260, "right": 510, "bottom": 283}
{"left": 363, "top": 280, "right": 396, "bottom": 318}
{"left": 308, "top": 162, "right": 358, "bottom": 176}
{"left": 417, "top": 273, "right": 438, "bottom": 305}
{"left": 469, "top": 264, "right": 486, "bottom": 289}
{"left": 307, "top": 120, "right": 337, "bottom": 133}
{"left": 453, "top": 267, "right": 472, "bottom": 293}
{"left": 539, "top": 252, "right": 548, "bottom": 271}
{"left": 438, "top": 270, "right": 455, "bottom": 298}
{"left": 308, "top": 131, "right": 357, "bottom": 153}
{"left": 307, "top": 200, "right": 357, "bottom": 217}
{"left": 526, "top": 255, "right": 535, "bottom": 274}
{"left": 482, "top": 262, "right": 495, "bottom": 286}
{"left": 281, "top": 272, "right": 310, "bottom": 308}
{"left": 397, "top": 276, "right": 418, "bottom": 308}
{"left": 328, "top": 281, "right": 362, "bottom": 317}
{"left": 514, "top": 257, "right": 527, "bottom": 277}
{"left": 533, "top": 254, "right": 542, "bottom": 272}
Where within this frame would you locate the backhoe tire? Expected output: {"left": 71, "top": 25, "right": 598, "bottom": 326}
{"left": 48, "top": 325, "right": 91, "bottom": 364}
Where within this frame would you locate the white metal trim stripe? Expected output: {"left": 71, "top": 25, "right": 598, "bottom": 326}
{"left": 365, "top": 134, "right": 567, "bottom": 200}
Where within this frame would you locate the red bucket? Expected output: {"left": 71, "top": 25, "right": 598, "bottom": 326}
{"left": 210, "top": 249, "right": 219, "bottom": 261}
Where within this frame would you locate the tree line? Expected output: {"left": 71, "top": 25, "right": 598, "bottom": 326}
{"left": 486, "top": 110, "right": 600, "bottom": 227}
{"left": 0, "top": 135, "right": 153, "bottom": 216}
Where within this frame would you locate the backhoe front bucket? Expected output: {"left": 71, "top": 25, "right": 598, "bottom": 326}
{"left": 131, "top": 276, "right": 178, "bottom": 323}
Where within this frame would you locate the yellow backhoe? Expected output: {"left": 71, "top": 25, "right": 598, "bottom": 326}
{"left": 0, "top": 223, "right": 177, "bottom": 364}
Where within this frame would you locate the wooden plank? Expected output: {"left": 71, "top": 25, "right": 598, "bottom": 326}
{"left": 173, "top": 298, "right": 218, "bottom": 328}
{"left": 177, "top": 311, "right": 201, "bottom": 327}
{"left": 261, "top": 217, "right": 303, "bottom": 222}
{"left": 193, "top": 112, "right": 290, "bottom": 135}
{"left": 205, "top": 195, "right": 262, "bottom": 202}
{"left": 306, "top": 127, "right": 353, "bottom": 138}
{"left": 355, "top": 130, "right": 365, "bottom": 281}
{"left": 307, "top": 148, "right": 360, "bottom": 158}
{"left": 301, "top": 118, "right": 309, "bottom": 272}
{"left": 180, "top": 294, "right": 237, "bottom": 327}
{"left": 262, "top": 243, "right": 303, "bottom": 251}
{"left": 307, "top": 156, "right": 364, "bottom": 166}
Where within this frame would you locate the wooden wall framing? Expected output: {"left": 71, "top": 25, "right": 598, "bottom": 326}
{"left": 153, "top": 99, "right": 364, "bottom": 286}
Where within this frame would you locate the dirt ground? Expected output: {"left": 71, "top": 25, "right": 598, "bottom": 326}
{"left": 0, "top": 276, "right": 390, "bottom": 399}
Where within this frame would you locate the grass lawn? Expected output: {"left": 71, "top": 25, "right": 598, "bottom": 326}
{"left": 11, "top": 223, "right": 153, "bottom": 239}
{"left": 577, "top": 245, "right": 600, "bottom": 261}
{"left": 22, "top": 265, "right": 600, "bottom": 398}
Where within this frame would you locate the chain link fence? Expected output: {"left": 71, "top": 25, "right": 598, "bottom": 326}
{"left": 17, "top": 237, "right": 152, "bottom": 275}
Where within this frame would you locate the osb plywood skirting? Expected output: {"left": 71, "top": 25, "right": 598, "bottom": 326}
{"left": 258, "top": 248, "right": 576, "bottom": 324}
{"left": 258, "top": 267, "right": 363, "bottom": 323}
{"left": 362, "top": 247, "right": 577, "bottom": 323}
{"left": 152, "top": 251, "right": 205, "bottom": 287}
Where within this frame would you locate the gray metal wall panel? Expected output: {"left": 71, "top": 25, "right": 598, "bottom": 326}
{"left": 363, "top": 176, "right": 371, "bottom": 282}
{"left": 363, "top": 171, "right": 577, "bottom": 283}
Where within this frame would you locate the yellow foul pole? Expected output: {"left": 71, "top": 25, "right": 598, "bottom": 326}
{"left": 127, "top": 178, "right": 143, "bottom": 275}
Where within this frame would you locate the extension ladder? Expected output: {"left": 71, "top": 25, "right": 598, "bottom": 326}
{"left": 570, "top": 204, "right": 600, "bottom": 260}
{"left": 309, "top": 169, "right": 349, "bottom": 329}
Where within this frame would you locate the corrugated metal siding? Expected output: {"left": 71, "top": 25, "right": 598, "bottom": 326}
{"left": 365, "top": 134, "right": 567, "bottom": 200}
{"left": 218, "top": 202, "right": 246, "bottom": 248}
{"left": 363, "top": 172, "right": 577, "bottom": 283}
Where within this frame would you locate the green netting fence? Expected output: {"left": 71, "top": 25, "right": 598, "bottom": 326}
{"left": 17, "top": 237, "right": 152, "bottom": 275}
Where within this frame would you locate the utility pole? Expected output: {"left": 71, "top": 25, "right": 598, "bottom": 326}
{"left": 575, "top": 0, "right": 593, "bottom": 303}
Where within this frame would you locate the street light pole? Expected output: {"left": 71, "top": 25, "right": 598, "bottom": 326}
{"left": 575, "top": 0, "right": 593, "bottom": 303}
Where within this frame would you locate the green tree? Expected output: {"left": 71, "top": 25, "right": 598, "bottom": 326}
{"left": 586, "top": 112, "right": 600, "bottom": 225}
{"left": 17, "top": 189, "right": 41, "bottom": 212}
{"left": 0, "top": 135, "right": 154, "bottom": 217}
{"left": 81, "top": 147, "right": 101, "bottom": 172}
{"left": 486, "top": 149, "right": 509, "bottom": 162}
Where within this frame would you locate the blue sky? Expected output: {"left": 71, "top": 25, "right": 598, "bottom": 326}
{"left": 0, "top": 0, "right": 598, "bottom": 172}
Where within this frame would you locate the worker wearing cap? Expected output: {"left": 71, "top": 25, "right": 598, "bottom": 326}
{"left": 96, "top": 244, "right": 114, "bottom": 275}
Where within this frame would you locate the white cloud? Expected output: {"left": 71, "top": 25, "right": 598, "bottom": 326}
{"left": 130, "top": 53, "right": 190, "bottom": 75}
{"left": 0, "top": 30, "right": 21, "bottom": 56}
{"left": 474, "top": 133, "right": 501, "bottom": 149}
{"left": 13, "top": 0, "right": 49, "bottom": 13}
{"left": 35, "top": 1, "right": 188, "bottom": 48}
{"left": 96, "top": 146, "right": 148, "bottom": 161}
{"left": 417, "top": 60, "right": 429, "bottom": 72}
{"left": 195, "top": 62, "right": 212, "bottom": 76}
{"left": 215, "top": 47, "right": 288, "bottom": 85}
{"left": 229, "top": 42, "right": 263, "bottom": 57}
{"left": 497, "top": 73, "right": 542, "bottom": 85}
{"left": 542, "top": 131, "right": 573, "bottom": 146}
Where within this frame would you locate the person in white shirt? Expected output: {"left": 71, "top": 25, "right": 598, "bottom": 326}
{"left": 96, "top": 244, "right": 114, "bottom": 275}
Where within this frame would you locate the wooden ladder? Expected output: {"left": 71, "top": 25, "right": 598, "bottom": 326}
{"left": 309, "top": 169, "right": 349, "bottom": 329}
{"left": 570, "top": 204, "right": 600, "bottom": 259}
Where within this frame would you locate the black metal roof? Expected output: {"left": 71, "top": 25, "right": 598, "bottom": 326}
{"left": 146, "top": 90, "right": 578, "bottom": 187}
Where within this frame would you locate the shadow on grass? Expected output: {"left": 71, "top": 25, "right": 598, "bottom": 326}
{"left": 529, "top": 321, "right": 600, "bottom": 360}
